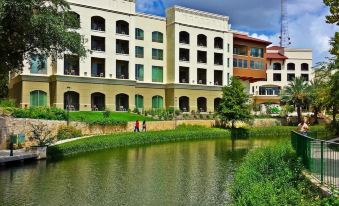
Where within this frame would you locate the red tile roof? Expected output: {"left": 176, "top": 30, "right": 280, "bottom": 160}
{"left": 266, "top": 53, "right": 288, "bottom": 60}
{"left": 267, "top": 46, "right": 284, "bottom": 50}
{"left": 234, "top": 34, "right": 272, "bottom": 45}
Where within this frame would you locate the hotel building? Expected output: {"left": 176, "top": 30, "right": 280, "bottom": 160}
{"left": 8, "top": 0, "right": 313, "bottom": 112}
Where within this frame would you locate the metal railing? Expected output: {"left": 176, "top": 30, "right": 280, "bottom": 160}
{"left": 291, "top": 131, "right": 339, "bottom": 189}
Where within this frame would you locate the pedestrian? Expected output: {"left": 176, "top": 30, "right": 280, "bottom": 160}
{"left": 298, "top": 119, "right": 309, "bottom": 136}
{"left": 134, "top": 120, "right": 140, "bottom": 132}
{"left": 142, "top": 120, "right": 146, "bottom": 132}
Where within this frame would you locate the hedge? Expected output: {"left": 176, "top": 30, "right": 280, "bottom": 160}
{"left": 47, "top": 125, "right": 326, "bottom": 160}
{"left": 231, "top": 141, "right": 338, "bottom": 206}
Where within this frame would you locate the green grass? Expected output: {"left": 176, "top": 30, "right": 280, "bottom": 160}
{"left": 68, "top": 111, "right": 154, "bottom": 122}
{"left": 231, "top": 141, "right": 338, "bottom": 206}
{"left": 48, "top": 125, "right": 326, "bottom": 160}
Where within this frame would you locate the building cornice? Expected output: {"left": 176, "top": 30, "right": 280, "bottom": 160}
{"left": 69, "top": 2, "right": 136, "bottom": 16}
{"left": 166, "top": 83, "right": 223, "bottom": 91}
{"left": 136, "top": 12, "right": 166, "bottom": 21}
{"left": 167, "top": 6, "right": 229, "bottom": 22}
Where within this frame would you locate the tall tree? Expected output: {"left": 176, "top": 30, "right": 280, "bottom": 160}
{"left": 309, "top": 78, "right": 328, "bottom": 124}
{"left": 280, "top": 77, "right": 310, "bottom": 123}
{"left": 0, "top": 0, "right": 86, "bottom": 75}
{"left": 328, "top": 71, "right": 339, "bottom": 135}
{"left": 324, "top": 0, "right": 339, "bottom": 66}
{"left": 217, "top": 77, "right": 251, "bottom": 128}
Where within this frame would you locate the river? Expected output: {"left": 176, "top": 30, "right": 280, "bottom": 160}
{"left": 0, "top": 137, "right": 286, "bottom": 206}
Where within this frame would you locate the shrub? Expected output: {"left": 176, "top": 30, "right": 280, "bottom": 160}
{"left": 12, "top": 107, "right": 67, "bottom": 120}
{"left": 103, "top": 110, "right": 111, "bottom": 118}
{"left": 0, "top": 99, "right": 16, "bottom": 107}
{"left": 30, "top": 123, "right": 55, "bottom": 146}
{"left": 56, "top": 125, "right": 82, "bottom": 141}
{"left": 85, "top": 119, "right": 128, "bottom": 126}
{"left": 231, "top": 142, "right": 324, "bottom": 206}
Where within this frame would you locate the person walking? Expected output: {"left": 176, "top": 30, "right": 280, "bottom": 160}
{"left": 298, "top": 119, "right": 309, "bottom": 136}
{"left": 134, "top": 120, "right": 140, "bottom": 132}
{"left": 142, "top": 120, "right": 146, "bottom": 132}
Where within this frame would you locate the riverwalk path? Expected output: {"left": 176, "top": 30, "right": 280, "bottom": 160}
{"left": 0, "top": 149, "right": 38, "bottom": 165}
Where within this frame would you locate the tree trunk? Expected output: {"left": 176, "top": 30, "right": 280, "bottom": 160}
{"left": 313, "top": 107, "right": 319, "bottom": 125}
{"left": 333, "top": 105, "right": 338, "bottom": 136}
{"left": 297, "top": 106, "right": 302, "bottom": 123}
{"left": 231, "top": 120, "right": 235, "bottom": 128}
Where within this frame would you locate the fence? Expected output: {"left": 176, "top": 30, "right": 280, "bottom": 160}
{"left": 291, "top": 131, "right": 339, "bottom": 190}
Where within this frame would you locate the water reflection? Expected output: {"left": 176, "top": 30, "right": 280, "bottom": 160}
{"left": 0, "top": 137, "right": 286, "bottom": 206}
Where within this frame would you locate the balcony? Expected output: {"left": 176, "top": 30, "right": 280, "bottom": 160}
{"left": 116, "top": 40, "right": 129, "bottom": 55}
{"left": 91, "top": 36, "right": 105, "bottom": 52}
{"left": 64, "top": 55, "right": 79, "bottom": 76}
{"left": 214, "top": 53, "right": 223, "bottom": 66}
{"left": 91, "top": 58, "right": 105, "bottom": 78}
{"left": 116, "top": 20, "right": 129, "bottom": 35}
{"left": 197, "top": 34, "right": 207, "bottom": 47}
{"left": 197, "top": 68, "right": 206, "bottom": 85}
{"left": 179, "top": 67, "right": 189, "bottom": 83}
{"left": 197, "top": 51, "right": 207, "bottom": 64}
{"left": 179, "top": 48, "right": 190, "bottom": 62}
{"left": 179, "top": 31, "right": 190, "bottom": 45}
{"left": 214, "top": 70, "right": 223, "bottom": 86}
{"left": 116, "top": 60, "right": 129, "bottom": 79}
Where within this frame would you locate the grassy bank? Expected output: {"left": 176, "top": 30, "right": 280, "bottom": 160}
{"left": 69, "top": 111, "right": 154, "bottom": 122}
{"left": 231, "top": 141, "right": 338, "bottom": 206}
{"left": 48, "top": 125, "right": 326, "bottom": 159}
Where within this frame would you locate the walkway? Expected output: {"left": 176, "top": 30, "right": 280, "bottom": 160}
{"left": 0, "top": 149, "right": 38, "bottom": 164}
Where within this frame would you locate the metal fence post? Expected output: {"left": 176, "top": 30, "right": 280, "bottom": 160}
{"left": 320, "top": 141, "right": 324, "bottom": 184}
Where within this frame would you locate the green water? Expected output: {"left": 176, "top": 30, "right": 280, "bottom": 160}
{"left": 0, "top": 137, "right": 286, "bottom": 206}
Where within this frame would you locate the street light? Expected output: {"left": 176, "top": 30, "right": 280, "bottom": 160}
{"left": 66, "top": 86, "right": 71, "bottom": 126}
{"left": 174, "top": 97, "right": 178, "bottom": 129}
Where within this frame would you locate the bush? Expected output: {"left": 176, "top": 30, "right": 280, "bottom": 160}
{"left": 12, "top": 107, "right": 67, "bottom": 120}
{"left": 85, "top": 119, "right": 128, "bottom": 126}
{"left": 231, "top": 142, "right": 326, "bottom": 206}
{"left": 0, "top": 99, "right": 16, "bottom": 107}
{"left": 103, "top": 110, "right": 111, "bottom": 118}
{"left": 56, "top": 125, "right": 82, "bottom": 141}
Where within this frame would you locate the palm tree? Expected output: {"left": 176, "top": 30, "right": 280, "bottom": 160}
{"left": 280, "top": 77, "right": 310, "bottom": 123}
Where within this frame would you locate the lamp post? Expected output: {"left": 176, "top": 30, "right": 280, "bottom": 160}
{"left": 66, "top": 86, "right": 71, "bottom": 126}
{"left": 174, "top": 96, "right": 178, "bottom": 129}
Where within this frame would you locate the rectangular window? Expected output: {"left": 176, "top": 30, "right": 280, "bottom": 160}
{"left": 273, "top": 73, "right": 281, "bottom": 81}
{"left": 135, "top": 46, "right": 144, "bottom": 58}
{"left": 91, "top": 36, "right": 105, "bottom": 52}
{"left": 301, "top": 74, "right": 309, "bottom": 81}
{"left": 243, "top": 60, "right": 248, "bottom": 68}
{"left": 250, "top": 61, "right": 255, "bottom": 69}
{"left": 152, "top": 66, "right": 163, "bottom": 82}
{"left": 152, "top": 49, "right": 163, "bottom": 60}
{"left": 227, "top": 73, "right": 230, "bottom": 85}
{"left": 135, "top": 28, "right": 144, "bottom": 40}
{"left": 238, "top": 59, "right": 243, "bottom": 68}
{"left": 227, "top": 44, "right": 230, "bottom": 53}
{"left": 250, "top": 48, "right": 264, "bottom": 58}
{"left": 287, "top": 73, "right": 295, "bottom": 81}
{"left": 152, "top": 32, "right": 163, "bottom": 43}
{"left": 227, "top": 58, "right": 230, "bottom": 68}
{"left": 233, "top": 58, "right": 237, "bottom": 67}
{"left": 135, "top": 64, "right": 144, "bottom": 81}
{"left": 30, "top": 55, "right": 47, "bottom": 74}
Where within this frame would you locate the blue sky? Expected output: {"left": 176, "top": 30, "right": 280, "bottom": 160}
{"left": 136, "top": 0, "right": 337, "bottom": 65}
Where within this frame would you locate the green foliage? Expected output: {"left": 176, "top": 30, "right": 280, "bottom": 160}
{"left": 0, "top": 0, "right": 86, "bottom": 75}
{"left": 85, "top": 119, "right": 128, "bottom": 126}
{"left": 324, "top": 0, "right": 339, "bottom": 25}
{"left": 30, "top": 123, "right": 55, "bottom": 146}
{"left": 103, "top": 110, "right": 111, "bottom": 119}
{"left": 47, "top": 125, "right": 326, "bottom": 159}
{"left": 280, "top": 77, "right": 311, "bottom": 123}
{"left": 231, "top": 142, "right": 328, "bottom": 206}
{"left": 0, "top": 99, "right": 16, "bottom": 107}
{"left": 69, "top": 111, "right": 153, "bottom": 122}
{"left": 218, "top": 77, "right": 251, "bottom": 127}
{"left": 0, "top": 70, "right": 8, "bottom": 98}
{"left": 266, "top": 106, "right": 280, "bottom": 114}
{"left": 56, "top": 125, "right": 82, "bottom": 141}
{"left": 12, "top": 107, "right": 67, "bottom": 120}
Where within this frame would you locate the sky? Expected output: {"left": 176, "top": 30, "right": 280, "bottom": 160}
{"left": 136, "top": 0, "right": 338, "bottom": 65}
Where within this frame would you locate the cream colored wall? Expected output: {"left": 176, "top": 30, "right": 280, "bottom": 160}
{"left": 251, "top": 48, "right": 313, "bottom": 97}
{"left": 21, "top": 81, "right": 50, "bottom": 108}
{"left": 135, "top": 14, "right": 167, "bottom": 83}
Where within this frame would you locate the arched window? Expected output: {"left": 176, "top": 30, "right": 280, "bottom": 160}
{"left": 135, "top": 95, "right": 144, "bottom": 110}
{"left": 197, "top": 34, "right": 207, "bottom": 47}
{"left": 179, "top": 96, "right": 189, "bottom": 112}
{"left": 214, "top": 98, "right": 222, "bottom": 112}
{"left": 197, "top": 97, "right": 207, "bottom": 112}
{"left": 30, "top": 90, "right": 47, "bottom": 107}
{"left": 179, "top": 31, "right": 190, "bottom": 44}
{"left": 64, "top": 91, "right": 79, "bottom": 111}
{"left": 135, "top": 28, "right": 144, "bottom": 40}
{"left": 273, "top": 63, "right": 281, "bottom": 70}
{"left": 152, "top": 95, "right": 163, "bottom": 109}
{"left": 152, "top": 31, "right": 163, "bottom": 43}
{"left": 301, "top": 63, "right": 309, "bottom": 71}
{"left": 116, "top": 20, "right": 129, "bottom": 35}
{"left": 214, "top": 37, "right": 223, "bottom": 49}
{"left": 91, "top": 16, "right": 105, "bottom": 31}
{"left": 91, "top": 92, "right": 105, "bottom": 111}
{"left": 116, "top": 93, "right": 129, "bottom": 111}
{"left": 287, "top": 63, "right": 295, "bottom": 70}
{"left": 65, "top": 11, "right": 80, "bottom": 29}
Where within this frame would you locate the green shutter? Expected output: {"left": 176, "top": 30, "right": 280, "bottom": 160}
{"left": 135, "top": 64, "right": 144, "bottom": 81}
{"left": 152, "top": 66, "right": 163, "bottom": 82}
{"left": 152, "top": 96, "right": 163, "bottom": 109}
{"left": 30, "top": 90, "right": 47, "bottom": 107}
{"left": 135, "top": 95, "right": 144, "bottom": 109}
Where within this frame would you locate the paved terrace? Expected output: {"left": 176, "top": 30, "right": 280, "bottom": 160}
{"left": 0, "top": 149, "right": 38, "bottom": 164}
